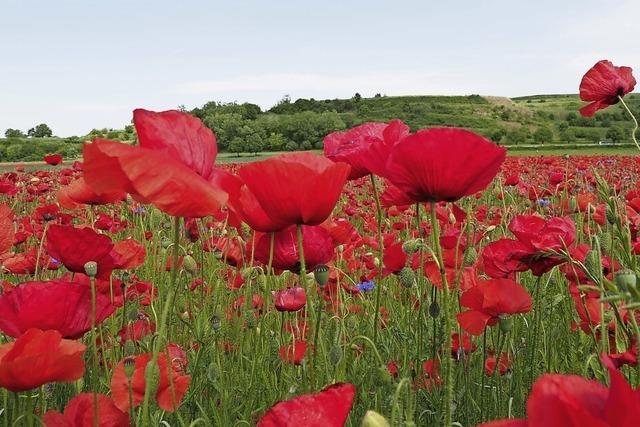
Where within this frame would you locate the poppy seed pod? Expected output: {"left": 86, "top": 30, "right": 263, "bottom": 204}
{"left": 123, "top": 356, "right": 136, "bottom": 379}
{"left": 314, "top": 264, "right": 330, "bottom": 287}
{"left": 83, "top": 261, "right": 98, "bottom": 278}
{"left": 361, "top": 410, "right": 391, "bottom": 427}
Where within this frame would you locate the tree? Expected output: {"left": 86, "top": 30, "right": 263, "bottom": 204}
{"left": 533, "top": 126, "right": 553, "bottom": 145}
{"left": 560, "top": 129, "right": 577, "bottom": 144}
{"left": 228, "top": 138, "right": 245, "bottom": 157}
{"left": 505, "top": 127, "right": 530, "bottom": 145}
{"left": 4, "top": 128, "right": 25, "bottom": 138}
{"left": 606, "top": 126, "right": 624, "bottom": 143}
{"left": 28, "top": 123, "right": 53, "bottom": 138}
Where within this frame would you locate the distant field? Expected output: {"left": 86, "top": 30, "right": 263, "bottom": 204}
{"left": 1, "top": 146, "right": 636, "bottom": 173}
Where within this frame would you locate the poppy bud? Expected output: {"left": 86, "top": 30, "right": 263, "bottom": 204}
{"left": 402, "top": 239, "right": 420, "bottom": 255}
{"left": 464, "top": 247, "right": 478, "bottom": 265}
{"left": 584, "top": 249, "right": 602, "bottom": 278}
{"left": 210, "top": 314, "right": 221, "bottom": 331}
{"left": 429, "top": 301, "right": 440, "bottom": 318}
{"left": 615, "top": 269, "right": 637, "bottom": 292}
{"left": 599, "top": 232, "right": 612, "bottom": 255}
{"left": 499, "top": 317, "right": 513, "bottom": 333}
{"left": 161, "top": 237, "right": 172, "bottom": 249}
{"left": 314, "top": 265, "right": 330, "bottom": 287}
{"left": 361, "top": 410, "right": 391, "bottom": 427}
{"left": 183, "top": 255, "right": 198, "bottom": 275}
{"left": 124, "top": 356, "right": 136, "bottom": 379}
{"left": 144, "top": 360, "right": 160, "bottom": 397}
{"left": 329, "top": 344, "right": 343, "bottom": 365}
{"left": 123, "top": 339, "right": 136, "bottom": 356}
{"left": 206, "top": 362, "right": 217, "bottom": 383}
{"left": 398, "top": 267, "right": 415, "bottom": 289}
{"left": 605, "top": 205, "right": 617, "bottom": 225}
{"left": 83, "top": 261, "right": 98, "bottom": 278}
{"left": 375, "top": 365, "right": 393, "bottom": 386}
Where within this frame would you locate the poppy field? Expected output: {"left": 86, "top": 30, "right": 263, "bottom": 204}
{"left": 0, "top": 60, "right": 638, "bottom": 427}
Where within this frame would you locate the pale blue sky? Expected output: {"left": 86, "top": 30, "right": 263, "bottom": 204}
{"left": 1, "top": 0, "right": 639, "bottom": 136}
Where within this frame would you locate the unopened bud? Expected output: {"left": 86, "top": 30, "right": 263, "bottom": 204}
{"left": 615, "top": 269, "right": 637, "bottom": 292}
{"left": 183, "top": 255, "right": 198, "bottom": 275}
{"left": 361, "top": 410, "right": 391, "bottom": 427}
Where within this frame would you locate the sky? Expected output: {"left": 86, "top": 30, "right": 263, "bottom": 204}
{"left": 1, "top": 0, "right": 639, "bottom": 136}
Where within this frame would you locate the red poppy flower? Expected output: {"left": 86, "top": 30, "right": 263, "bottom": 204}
{"left": 46, "top": 225, "right": 115, "bottom": 279}
{"left": 482, "top": 215, "right": 576, "bottom": 278}
{"left": 457, "top": 278, "right": 532, "bottom": 335}
{"left": 44, "top": 154, "right": 63, "bottom": 166}
{"left": 238, "top": 152, "right": 350, "bottom": 227}
{"left": 451, "top": 332, "right": 477, "bottom": 359}
{"left": 273, "top": 287, "right": 307, "bottom": 312}
{"left": 82, "top": 109, "right": 227, "bottom": 218}
{"left": 278, "top": 340, "right": 308, "bottom": 365}
{"left": 2, "top": 248, "right": 42, "bottom": 275}
{"left": 579, "top": 60, "right": 636, "bottom": 117}
{"left": 43, "top": 393, "right": 130, "bottom": 427}
{"left": 258, "top": 383, "right": 356, "bottom": 427}
{"left": 0, "top": 328, "right": 86, "bottom": 392}
{"left": 110, "top": 351, "right": 191, "bottom": 412}
{"left": 323, "top": 120, "right": 409, "bottom": 179}
{"left": 0, "top": 205, "right": 14, "bottom": 256}
{"left": 254, "top": 225, "right": 334, "bottom": 273}
{"left": 57, "top": 177, "right": 126, "bottom": 209}
{"left": 111, "top": 239, "right": 146, "bottom": 270}
{"left": 0, "top": 280, "right": 115, "bottom": 339}
{"left": 485, "top": 352, "right": 512, "bottom": 376}
{"left": 480, "top": 356, "right": 640, "bottom": 427}
{"left": 384, "top": 128, "right": 506, "bottom": 203}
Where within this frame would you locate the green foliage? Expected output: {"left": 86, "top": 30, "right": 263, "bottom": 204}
{"left": 4, "top": 128, "right": 25, "bottom": 138}
{"left": 27, "top": 123, "right": 53, "bottom": 138}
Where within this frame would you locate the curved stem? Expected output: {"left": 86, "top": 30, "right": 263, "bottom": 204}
{"left": 618, "top": 95, "right": 640, "bottom": 152}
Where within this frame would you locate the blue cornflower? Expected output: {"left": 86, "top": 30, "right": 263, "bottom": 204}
{"left": 537, "top": 198, "right": 550, "bottom": 208}
{"left": 357, "top": 280, "right": 375, "bottom": 293}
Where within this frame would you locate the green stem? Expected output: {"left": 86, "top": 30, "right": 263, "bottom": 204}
{"left": 429, "top": 201, "right": 453, "bottom": 426}
{"left": 371, "top": 174, "right": 385, "bottom": 343}
{"left": 296, "top": 224, "right": 307, "bottom": 289}
{"left": 618, "top": 96, "right": 640, "bottom": 152}
{"left": 89, "top": 275, "right": 99, "bottom": 427}
{"left": 141, "top": 216, "right": 181, "bottom": 426}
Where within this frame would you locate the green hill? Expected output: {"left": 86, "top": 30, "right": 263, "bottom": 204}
{"left": 2, "top": 93, "right": 639, "bottom": 162}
